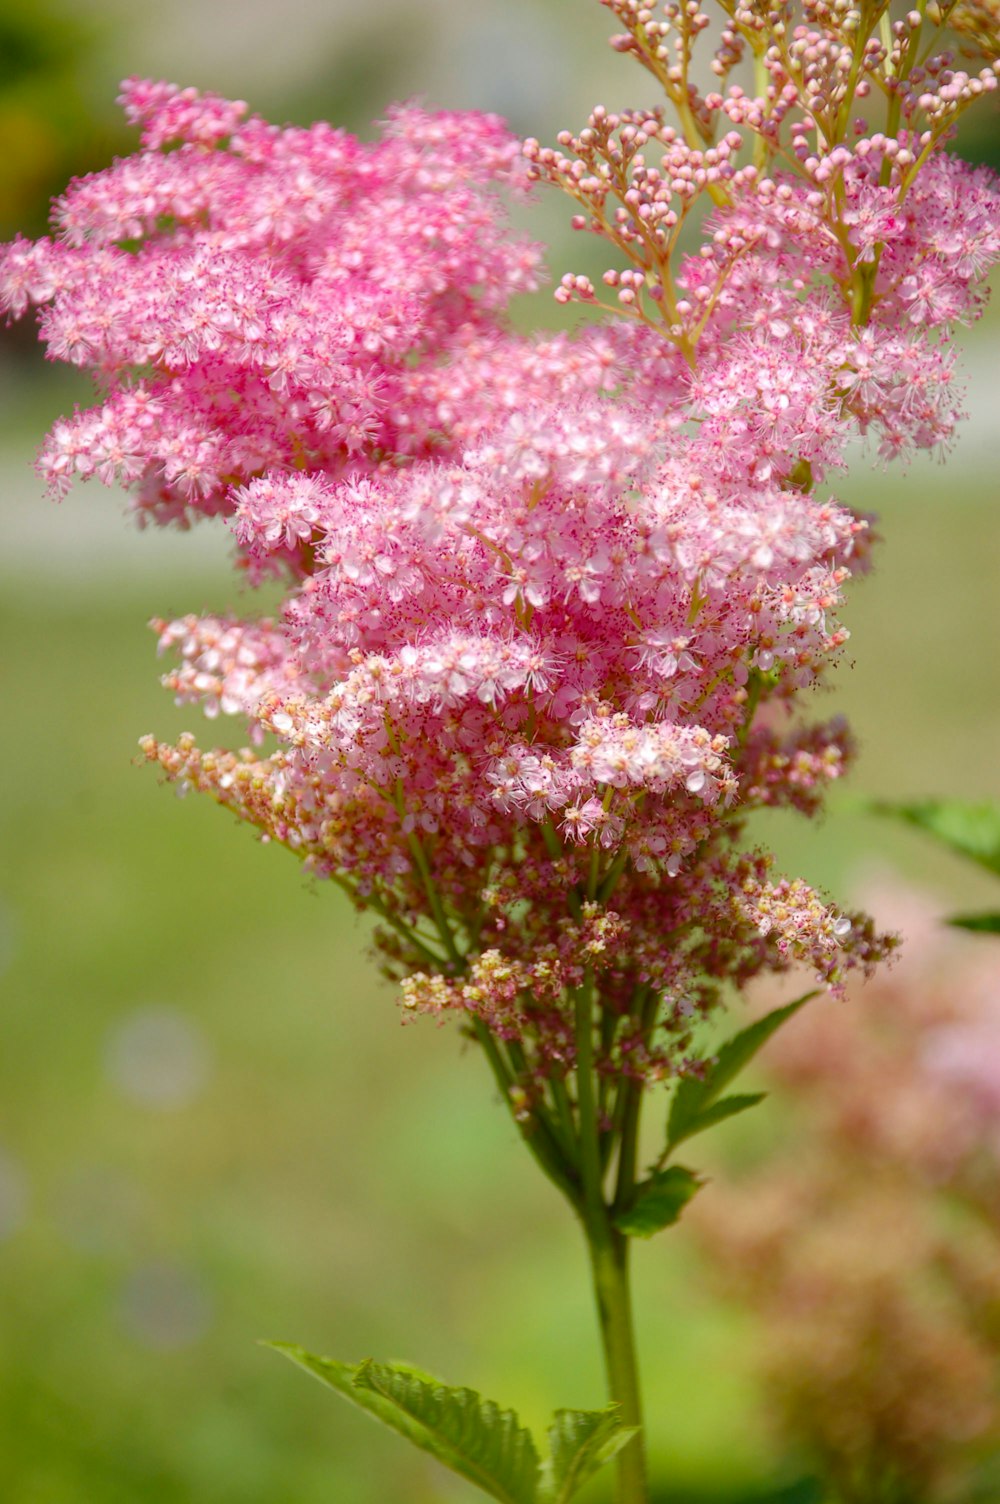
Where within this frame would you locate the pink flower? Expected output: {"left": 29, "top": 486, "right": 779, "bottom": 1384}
{"left": 4, "top": 22, "right": 996, "bottom": 1081}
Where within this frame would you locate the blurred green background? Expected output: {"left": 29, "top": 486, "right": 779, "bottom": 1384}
{"left": 1, "top": 2, "right": 998, "bottom": 1501}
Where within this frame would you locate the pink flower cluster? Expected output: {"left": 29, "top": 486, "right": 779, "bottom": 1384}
{"left": 1, "top": 82, "right": 540, "bottom": 530}
{"left": 3, "top": 0, "right": 997, "bottom": 1092}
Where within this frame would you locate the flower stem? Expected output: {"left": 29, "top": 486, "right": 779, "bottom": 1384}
{"left": 471, "top": 1017, "right": 580, "bottom": 1205}
{"left": 586, "top": 1227, "right": 647, "bottom": 1504}
{"left": 574, "top": 976, "right": 648, "bottom": 1503}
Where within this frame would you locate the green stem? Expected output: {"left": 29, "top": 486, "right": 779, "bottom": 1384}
{"left": 574, "top": 975, "right": 606, "bottom": 1227}
{"left": 751, "top": 48, "right": 770, "bottom": 173}
{"left": 332, "top": 877, "right": 447, "bottom": 971}
{"left": 587, "top": 1230, "right": 647, "bottom": 1504}
{"left": 613, "top": 1078, "right": 643, "bottom": 1214}
{"left": 613, "top": 984, "right": 656, "bottom": 1214}
{"left": 472, "top": 1018, "right": 580, "bottom": 1206}
{"left": 574, "top": 976, "right": 648, "bottom": 1503}
{"left": 406, "top": 830, "right": 462, "bottom": 967}
{"left": 548, "top": 1072, "right": 580, "bottom": 1170}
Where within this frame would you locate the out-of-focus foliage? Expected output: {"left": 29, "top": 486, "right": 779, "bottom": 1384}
{"left": 691, "top": 882, "right": 1000, "bottom": 1503}
{"left": 873, "top": 797, "right": 1000, "bottom": 934}
{"left": 0, "top": 5, "right": 128, "bottom": 242}
{"left": 872, "top": 799, "right": 1000, "bottom": 879}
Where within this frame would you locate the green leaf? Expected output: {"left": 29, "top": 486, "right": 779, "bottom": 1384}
{"left": 540, "top": 1406, "right": 640, "bottom": 1504}
{"left": 673, "top": 1090, "right": 766, "bottom": 1141}
{"left": 612, "top": 1165, "right": 702, "bottom": 1238}
{"left": 704, "top": 994, "right": 815, "bottom": 1095}
{"left": 871, "top": 799, "right": 1000, "bottom": 878}
{"left": 268, "top": 1344, "right": 540, "bottom": 1504}
{"left": 666, "top": 993, "right": 815, "bottom": 1152}
{"left": 948, "top": 911, "right": 1000, "bottom": 934}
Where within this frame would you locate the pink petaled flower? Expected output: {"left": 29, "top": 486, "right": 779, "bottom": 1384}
{"left": 842, "top": 185, "right": 908, "bottom": 263}
{"left": 231, "top": 475, "right": 332, "bottom": 556}
{"left": 153, "top": 614, "right": 303, "bottom": 732}
{"left": 118, "top": 78, "right": 249, "bottom": 150}
{"left": 5, "top": 18, "right": 998, "bottom": 1092}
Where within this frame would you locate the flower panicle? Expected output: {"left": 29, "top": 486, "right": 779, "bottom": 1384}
{"left": 6, "top": 0, "right": 997, "bottom": 1086}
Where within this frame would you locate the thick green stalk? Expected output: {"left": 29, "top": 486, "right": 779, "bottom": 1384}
{"left": 574, "top": 977, "right": 648, "bottom": 1503}
{"left": 587, "top": 1228, "right": 647, "bottom": 1504}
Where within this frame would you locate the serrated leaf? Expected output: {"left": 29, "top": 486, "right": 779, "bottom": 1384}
{"left": 268, "top": 1344, "right": 540, "bottom": 1503}
{"left": 540, "top": 1406, "right": 639, "bottom": 1504}
{"left": 948, "top": 912, "right": 1000, "bottom": 934}
{"left": 356, "top": 1361, "right": 541, "bottom": 1502}
{"left": 872, "top": 799, "right": 1000, "bottom": 878}
{"left": 612, "top": 1165, "right": 702, "bottom": 1238}
{"left": 666, "top": 994, "right": 814, "bottom": 1152}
